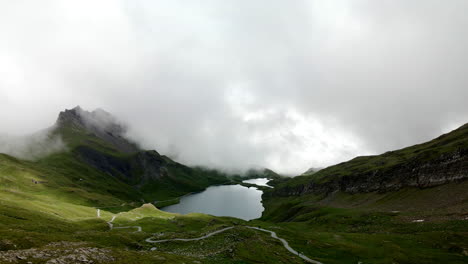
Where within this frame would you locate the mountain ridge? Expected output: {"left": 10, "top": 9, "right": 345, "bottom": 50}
{"left": 269, "top": 122, "right": 468, "bottom": 198}
{"left": 55, "top": 106, "right": 140, "bottom": 153}
{"left": 0, "top": 106, "right": 282, "bottom": 208}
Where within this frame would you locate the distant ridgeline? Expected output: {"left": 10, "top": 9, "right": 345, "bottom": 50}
{"left": 272, "top": 123, "right": 467, "bottom": 196}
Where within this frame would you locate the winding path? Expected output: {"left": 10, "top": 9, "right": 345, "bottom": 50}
{"left": 145, "top": 226, "right": 235, "bottom": 243}
{"left": 106, "top": 214, "right": 142, "bottom": 232}
{"left": 246, "top": 227, "right": 322, "bottom": 264}
{"left": 145, "top": 225, "right": 322, "bottom": 264}
{"left": 101, "top": 209, "right": 322, "bottom": 263}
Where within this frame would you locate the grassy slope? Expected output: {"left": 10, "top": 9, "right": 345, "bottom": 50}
{"left": 257, "top": 124, "right": 468, "bottom": 263}
{"left": 254, "top": 212, "right": 468, "bottom": 264}
{"left": 259, "top": 183, "right": 468, "bottom": 263}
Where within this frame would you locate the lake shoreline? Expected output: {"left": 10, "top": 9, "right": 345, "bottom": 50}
{"left": 154, "top": 178, "right": 273, "bottom": 209}
{"left": 153, "top": 180, "right": 235, "bottom": 208}
{"left": 160, "top": 179, "right": 271, "bottom": 220}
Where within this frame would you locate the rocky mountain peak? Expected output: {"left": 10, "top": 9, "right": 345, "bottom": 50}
{"left": 57, "top": 106, "right": 126, "bottom": 135}
{"left": 56, "top": 106, "right": 139, "bottom": 153}
{"left": 56, "top": 106, "right": 84, "bottom": 128}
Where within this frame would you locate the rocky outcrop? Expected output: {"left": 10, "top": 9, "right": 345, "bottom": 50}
{"left": 0, "top": 242, "right": 114, "bottom": 263}
{"left": 56, "top": 106, "right": 139, "bottom": 153}
{"left": 275, "top": 148, "right": 467, "bottom": 197}
{"left": 130, "top": 151, "right": 170, "bottom": 186}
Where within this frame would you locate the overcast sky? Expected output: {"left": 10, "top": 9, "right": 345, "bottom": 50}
{"left": 0, "top": 1, "right": 467, "bottom": 174}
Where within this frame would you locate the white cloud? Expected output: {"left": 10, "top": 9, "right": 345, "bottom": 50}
{"left": 0, "top": 0, "right": 467, "bottom": 174}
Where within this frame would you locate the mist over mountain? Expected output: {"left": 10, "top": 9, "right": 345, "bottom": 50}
{"left": 0, "top": 106, "right": 136, "bottom": 161}
{"left": 1, "top": 1, "right": 468, "bottom": 174}
{"left": 56, "top": 106, "right": 140, "bottom": 153}
{"left": 0, "top": 2, "right": 466, "bottom": 263}
{"left": 0, "top": 128, "right": 65, "bottom": 160}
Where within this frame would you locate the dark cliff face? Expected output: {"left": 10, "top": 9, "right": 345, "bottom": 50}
{"left": 271, "top": 123, "right": 468, "bottom": 198}
{"left": 275, "top": 149, "right": 467, "bottom": 197}
{"left": 55, "top": 106, "right": 171, "bottom": 190}
{"left": 73, "top": 146, "right": 168, "bottom": 187}
{"left": 130, "top": 151, "right": 169, "bottom": 187}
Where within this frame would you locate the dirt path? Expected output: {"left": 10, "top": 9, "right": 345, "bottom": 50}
{"left": 145, "top": 226, "right": 234, "bottom": 243}
{"left": 106, "top": 214, "right": 142, "bottom": 232}
{"left": 246, "top": 226, "right": 322, "bottom": 264}
{"left": 99, "top": 209, "right": 322, "bottom": 263}
{"left": 145, "top": 225, "right": 322, "bottom": 264}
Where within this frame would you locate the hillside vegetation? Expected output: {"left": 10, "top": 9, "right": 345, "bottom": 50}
{"left": 270, "top": 123, "right": 467, "bottom": 197}
{"left": 257, "top": 123, "right": 468, "bottom": 263}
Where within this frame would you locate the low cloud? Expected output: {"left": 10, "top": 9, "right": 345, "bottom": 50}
{"left": 74, "top": 106, "right": 129, "bottom": 135}
{"left": 0, "top": 127, "right": 66, "bottom": 160}
{"left": 0, "top": 1, "right": 467, "bottom": 174}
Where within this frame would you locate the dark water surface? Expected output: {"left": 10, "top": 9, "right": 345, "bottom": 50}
{"left": 161, "top": 182, "right": 266, "bottom": 220}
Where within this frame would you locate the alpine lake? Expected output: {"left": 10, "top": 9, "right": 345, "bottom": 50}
{"left": 162, "top": 178, "right": 271, "bottom": 220}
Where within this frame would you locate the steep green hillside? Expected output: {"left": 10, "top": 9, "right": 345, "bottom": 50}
{"left": 263, "top": 123, "right": 468, "bottom": 223}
